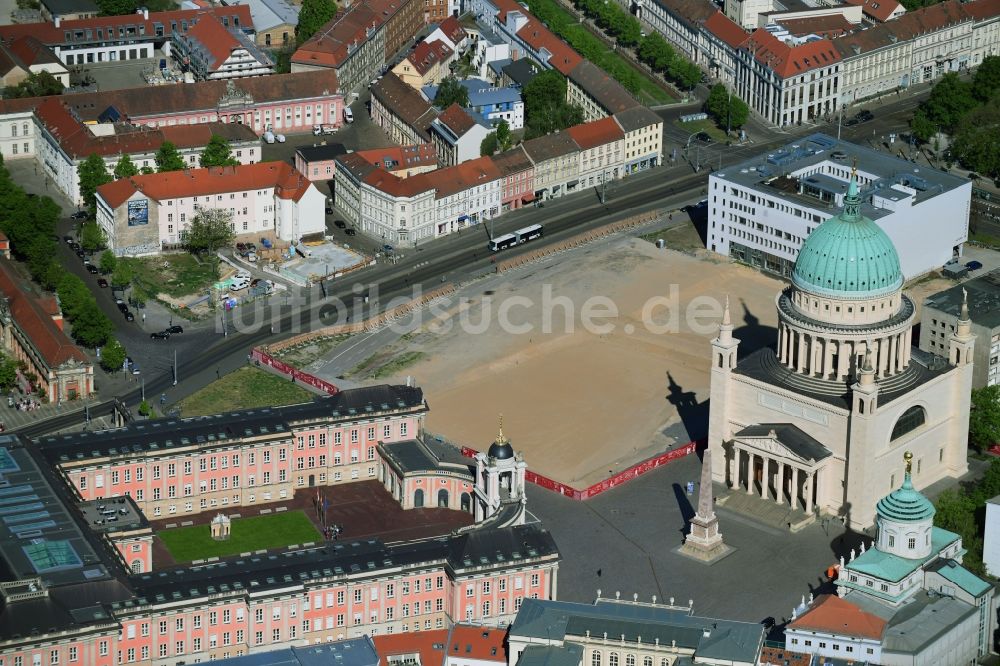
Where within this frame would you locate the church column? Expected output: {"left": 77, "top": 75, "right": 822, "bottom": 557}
{"left": 746, "top": 451, "right": 755, "bottom": 494}
{"left": 836, "top": 340, "right": 850, "bottom": 381}
{"left": 888, "top": 333, "right": 898, "bottom": 375}
{"left": 776, "top": 460, "right": 785, "bottom": 504}
{"left": 760, "top": 455, "right": 769, "bottom": 500}
{"left": 786, "top": 330, "right": 797, "bottom": 369}
{"left": 778, "top": 326, "right": 786, "bottom": 364}
{"left": 903, "top": 329, "right": 912, "bottom": 367}
{"left": 727, "top": 447, "right": 736, "bottom": 488}
{"left": 797, "top": 333, "right": 808, "bottom": 373}
{"left": 804, "top": 470, "right": 813, "bottom": 514}
{"left": 824, "top": 338, "right": 835, "bottom": 379}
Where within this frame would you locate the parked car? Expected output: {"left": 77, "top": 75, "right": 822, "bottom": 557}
{"left": 75, "top": 248, "right": 86, "bottom": 259}
{"left": 64, "top": 235, "right": 74, "bottom": 243}
{"left": 334, "top": 220, "right": 346, "bottom": 229}
{"left": 345, "top": 228, "right": 356, "bottom": 236}
{"left": 97, "top": 278, "right": 108, "bottom": 288}
{"left": 344, "top": 107, "right": 354, "bottom": 123}
{"left": 70, "top": 210, "right": 88, "bottom": 220}
{"left": 246, "top": 252, "right": 258, "bottom": 263}
{"left": 150, "top": 331, "right": 170, "bottom": 340}
{"left": 230, "top": 278, "right": 251, "bottom": 291}
{"left": 275, "top": 134, "right": 286, "bottom": 143}
{"left": 325, "top": 205, "right": 334, "bottom": 214}
{"left": 856, "top": 109, "right": 874, "bottom": 123}
{"left": 313, "top": 125, "right": 323, "bottom": 135}
{"left": 85, "top": 263, "right": 99, "bottom": 274}
{"left": 236, "top": 242, "right": 247, "bottom": 254}
{"left": 166, "top": 325, "right": 184, "bottom": 334}
{"left": 382, "top": 244, "right": 394, "bottom": 254}
{"left": 124, "top": 310, "right": 134, "bottom": 322}
{"left": 966, "top": 260, "right": 984, "bottom": 271}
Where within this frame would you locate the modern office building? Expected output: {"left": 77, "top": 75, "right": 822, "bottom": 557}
{"left": 706, "top": 133, "right": 971, "bottom": 280}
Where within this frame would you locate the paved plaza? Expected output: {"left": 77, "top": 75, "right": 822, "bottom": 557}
{"left": 525, "top": 450, "right": 985, "bottom": 628}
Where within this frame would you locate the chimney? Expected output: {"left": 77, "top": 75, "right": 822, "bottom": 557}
{"left": 54, "top": 15, "right": 61, "bottom": 27}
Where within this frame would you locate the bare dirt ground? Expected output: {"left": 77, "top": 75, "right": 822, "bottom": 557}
{"left": 374, "top": 232, "right": 785, "bottom": 488}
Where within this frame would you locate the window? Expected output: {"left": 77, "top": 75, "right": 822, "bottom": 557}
{"left": 609, "top": 653, "right": 619, "bottom": 666}
{"left": 891, "top": 406, "right": 926, "bottom": 441}
{"left": 908, "top": 537, "right": 916, "bottom": 549}
{"left": 888, "top": 535, "right": 895, "bottom": 547}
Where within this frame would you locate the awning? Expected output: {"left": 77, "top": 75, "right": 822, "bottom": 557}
{"left": 457, "top": 215, "right": 469, "bottom": 221}
{"left": 521, "top": 193, "right": 536, "bottom": 203}
{"left": 567, "top": 180, "right": 579, "bottom": 188}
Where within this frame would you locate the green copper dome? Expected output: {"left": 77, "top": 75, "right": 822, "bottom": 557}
{"left": 791, "top": 177, "right": 903, "bottom": 298}
{"left": 876, "top": 466, "right": 935, "bottom": 523}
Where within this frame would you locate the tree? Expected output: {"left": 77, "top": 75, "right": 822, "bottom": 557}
{"left": 523, "top": 70, "right": 584, "bottom": 139}
{"left": 77, "top": 154, "right": 111, "bottom": 211}
{"left": 297, "top": 0, "right": 337, "bottom": 44}
{"left": 95, "top": 0, "right": 137, "bottom": 15}
{"left": 155, "top": 141, "right": 187, "bottom": 172}
{"left": 111, "top": 262, "right": 133, "bottom": 290}
{"left": 185, "top": 208, "right": 235, "bottom": 255}
{"left": 79, "top": 221, "right": 106, "bottom": 253}
{"left": 0, "top": 355, "right": 17, "bottom": 391}
{"left": 113, "top": 154, "right": 139, "bottom": 180}
{"left": 434, "top": 76, "right": 470, "bottom": 110}
{"left": 638, "top": 33, "right": 674, "bottom": 72}
{"left": 495, "top": 120, "right": 513, "bottom": 152}
{"left": 920, "top": 72, "right": 975, "bottom": 133}
{"left": 140, "top": 166, "right": 155, "bottom": 175}
{"left": 668, "top": 58, "right": 701, "bottom": 91}
{"left": 200, "top": 135, "right": 240, "bottom": 168}
{"left": 99, "top": 338, "right": 127, "bottom": 373}
{"left": 480, "top": 132, "right": 499, "bottom": 157}
{"left": 910, "top": 109, "right": 937, "bottom": 144}
{"left": 973, "top": 55, "right": 1000, "bottom": 102}
{"left": 4, "top": 70, "right": 64, "bottom": 99}
{"left": 69, "top": 301, "right": 113, "bottom": 347}
{"left": 99, "top": 249, "right": 117, "bottom": 275}
{"left": 950, "top": 100, "right": 1000, "bottom": 178}
{"left": 704, "top": 85, "right": 749, "bottom": 132}
{"left": 969, "top": 385, "right": 1000, "bottom": 452}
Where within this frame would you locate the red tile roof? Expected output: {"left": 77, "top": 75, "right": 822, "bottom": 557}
{"left": 0, "top": 6, "right": 252, "bottom": 45}
{"left": 293, "top": 4, "right": 378, "bottom": 68}
{"left": 964, "top": 0, "right": 1000, "bottom": 20}
{"left": 516, "top": 19, "right": 582, "bottom": 75}
{"left": 32, "top": 96, "right": 257, "bottom": 159}
{"left": 0, "top": 260, "right": 89, "bottom": 368}
{"left": 6, "top": 36, "right": 60, "bottom": 67}
{"left": 429, "top": 156, "right": 502, "bottom": 198}
{"left": 355, "top": 143, "right": 437, "bottom": 172}
{"left": 844, "top": 0, "right": 903, "bottom": 22}
{"left": 445, "top": 625, "right": 507, "bottom": 663}
{"left": 567, "top": 116, "right": 624, "bottom": 150}
{"left": 745, "top": 29, "right": 841, "bottom": 78}
{"left": 177, "top": 15, "right": 241, "bottom": 71}
{"left": 436, "top": 103, "right": 477, "bottom": 137}
{"left": 96, "top": 161, "right": 313, "bottom": 208}
{"left": 373, "top": 630, "right": 448, "bottom": 666}
{"left": 438, "top": 15, "right": 467, "bottom": 44}
{"left": 788, "top": 594, "right": 887, "bottom": 640}
{"left": 407, "top": 39, "right": 453, "bottom": 76}
{"left": 704, "top": 10, "right": 749, "bottom": 48}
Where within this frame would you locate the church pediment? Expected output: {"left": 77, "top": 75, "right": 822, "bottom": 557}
{"left": 734, "top": 423, "right": 832, "bottom": 465}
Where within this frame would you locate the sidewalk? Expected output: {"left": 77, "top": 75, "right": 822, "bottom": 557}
{"left": 0, "top": 394, "right": 103, "bottom": 431}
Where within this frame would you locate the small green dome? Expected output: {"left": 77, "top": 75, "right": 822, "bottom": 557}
{"left": 876, "top": 472, "right": 935, "bottom": 523}
{"left": 791, "top": 177, "right": 903, "bottom": 298}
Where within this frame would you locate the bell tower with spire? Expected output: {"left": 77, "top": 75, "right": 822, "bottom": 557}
{"left": 708, "top": 295, "right": 740, "bottom": 484}
{"left": 473, "top": 415, "right": 527, "bottom": 525}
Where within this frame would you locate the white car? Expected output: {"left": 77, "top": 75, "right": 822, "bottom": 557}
{"left": 313, "top": 125, "right": 323, "bottom": 135}
{"left": 275, "top": 134, "right": 286, "bottom": 143}
{"left": 234, "top": 269, "right": 251, "bottom": 280}
{"left": 246, "top": 252, "right": 258, "bottom": 263}
{"left": 230, "top": 278, "right": 250, "bottom": 291}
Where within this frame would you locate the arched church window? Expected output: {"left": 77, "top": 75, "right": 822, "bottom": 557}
{"left": 625, "top": 655, "right": 635, "bottom": 666}
{"left": 609, "top": 652, "right": 619, "bottom": 666}
{"left": 131, "top": 560, "right": 143, "bottom": 574}
{"left": 592, "top": 651, "right": 601, "bottom": 666}
{"left": 891, "top": 406, "right": 926, "bottom": 441}
{"left": 643, "top": 657, "right": 652, "bottom": 666}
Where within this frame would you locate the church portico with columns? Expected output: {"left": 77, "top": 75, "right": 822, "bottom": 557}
{"left": 728, "top": 424, "right": 832, "bottom": 514}
{"left": 708, "top": 168, "right": 975, "bottom": 530}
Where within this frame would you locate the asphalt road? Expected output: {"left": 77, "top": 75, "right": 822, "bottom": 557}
{"left": 22, "top": 88, "right": 934, "bottom": 436}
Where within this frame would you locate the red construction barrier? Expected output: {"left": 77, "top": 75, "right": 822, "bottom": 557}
{"left": 251, "top": 347, "right": 340, "bottom": 395}
{"left": 461, "top": 440, "right": 702, "bottom": 500}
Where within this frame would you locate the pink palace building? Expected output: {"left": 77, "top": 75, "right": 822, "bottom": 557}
{"left": 0, "top": 384, "right": 558, "bottom": 665}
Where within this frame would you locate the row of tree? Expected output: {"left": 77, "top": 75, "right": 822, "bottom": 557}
{"left": 636, "top": 33, "right": 701, "bottom": 92}
{"left": 0, "top": 156, "right": 119, "bottom": 353}
{"left": 911, "top": 57, "right": 1000, "bottom": 178}
{"left": 705, "top": 84, "right": 749, "bottom": 130}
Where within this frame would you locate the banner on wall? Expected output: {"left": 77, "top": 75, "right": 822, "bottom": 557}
{"left": 127, "top": 199, "right": 149, "bottom": 226}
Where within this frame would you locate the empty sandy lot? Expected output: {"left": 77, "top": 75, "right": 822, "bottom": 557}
{"left": 374, "top": 233, "right": 784, "bottom": 488}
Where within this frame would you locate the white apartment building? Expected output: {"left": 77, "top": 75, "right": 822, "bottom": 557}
{"left": 0, "top": 107, "right": 36, "bottom": 162}
{"left": 707, "top": 133, "right": 971, "bottom": 280}
{"left": 95, "top": 161, "right": 323, "bottom": 256}
{"left": 171, "top": 14, "right": 274, "bottom": 80}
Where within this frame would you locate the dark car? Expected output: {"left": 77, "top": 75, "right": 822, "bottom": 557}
{"left": 325, "top": 205, "right": 334, "bottom": 214}
{"left": 855, "top": 110, "right": 874, "bottom": 123}
{"left": 968, "top": 172, "right": 982, "bottom": 181}
{"left": 334, "top": 220, "right": 347, "bottom": 229}
{"left": 695, "top": 132, "right": 713, "bottom": 144}
{"left": 85, "top": 263, "right": 99, "bottom": 274}
{"left": 345, "top": 228, "right": 356, "bottom": 236}
{"left": 165, "top": 325, "right": 184, "bottom": 334}
{"left": 116, "top": 302, "right": 129, "bottom": 314}
{"left": 75, "top": 248, "right": 86, "bottom": 259}
{"left": 70, "top": 211, "right": 88, "bottom": 220}
{"left": 63, "top": 235, "right": 74, "bottom": 244}
{"left": 97, "top": 278, "right": 108, "bottom": 288}
{"left": 150, "top": 331, "right": 170, "bottom": 340}
{"left": 382, "top": 244, "right": 394, "bottom": 254}
{"left": 966, "top": 260, "right": 984, "bottom": 271}
{"left": 124, "top": 311, "right": 135, "bottom": 322}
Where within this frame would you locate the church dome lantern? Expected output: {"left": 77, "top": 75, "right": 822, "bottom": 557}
{"left": 488, "top": 416, "right": 514, "bottom": 460}
{"left": 875, "top": 452, "right": 935, "bottom": 559}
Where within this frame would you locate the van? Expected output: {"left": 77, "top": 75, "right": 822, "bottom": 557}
{"left": 262, "top": 130, "right": 275, "bottom": 144}
{"left": 343, "top": 107, "right": 354, "bottom": 123}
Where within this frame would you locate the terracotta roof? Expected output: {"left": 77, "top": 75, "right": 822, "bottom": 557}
{"left": 436, "top": 103, "right": 478, "bottom": 137}
{"left": 963, "top": 0, "right": 1000, "bottom": 20}
{"left": 406, "top": 39, "right": 453, "bottom": 76}
{"left": 0, "top": 44, "right": 23, "bottom": 78}
{"left": 744, "top": 28, "right": 841, "bottom": 78}
{"left": 176, "top": 15, "right": 242, "bottom": 72}
{"left": 567, "top": 60, "right": 638, "bottom": 115}
{"left": 335, "top": 152, "right": 380, "bottom": 182}
{"left": 778, "top": 14, "right": 855, "bottom": 38}
{"left": 491, "top": 145, "right": 533, "bottom": 176}
{"left": 371, "top": 72, "right": 438, "bottom": 139}
{"left": 834, "top": 0, "right": 974, "bottom": 57}
{"left": 96, "top": 161, "right": 313, "bottom": 208}
{"left": 515, "top": 19, "right": 582, "bottom": 75}
{"left": 0, "top": 260, "right": 89, "bottom": 368}
{"left": 704, "top": 10, "right": 749, "bottom": 48}
{"left": 492, "top": 0, "right": 525, "bottom": 23}
{"left": 427, "top": 156, "right": 501, "bottom": 198}
{"left": 438, "top": 15, "right": 467, "bottom": 44}
{"left": 844, "top": 0, "right": 903, "bottom": 22}
{"left": 522, "top": 130, "right": 579, "bottom": 163}
{"left": 0, "top": 6, "right": 252, "bottom": 45}
{"left": 445, "top": 626, "right": 507, "bottom": 663}
{"left": 655, "top": 0, "right": 716, "bottom": 29}
{"left": 33, "top": 96, "right": 257, "bottom": 159}
{"left": 787, "top": 594, "right": 887, "bottom": 640}
{"left": 567, "top": 116, "right": 624, "bottom": 150}
{"left": 6, "top": 36, "right": 61, "bottom": 67}
{"left": 354, "top": 143, "right": 437, "bottom": 172}
{"left": 373, "top": 630, "right": 448, "bottom": 666}
{"left": 292, "top": 0, "right": 409, "bottom": 68}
